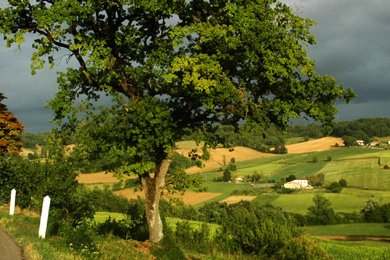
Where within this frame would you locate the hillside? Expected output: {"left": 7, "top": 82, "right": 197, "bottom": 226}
{"left": 285, "top": 137, "right": 344, "bottom": 153}
{"left": 178, "top": 137, "right": 345, "bottom": 174}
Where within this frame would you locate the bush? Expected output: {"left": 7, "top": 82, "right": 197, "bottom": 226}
{"left": 306, "top": 194, "right": 340, "bottom": 225}
{"left": 286, "top": 175, "right": 297, "bottom": 182}
{"left": 278, "top": 187, "right": 298, "bottom": 194}
{"left": 312, "top": 157, "right": 318, "bottom": 163}
{"left": 339, "top": 179, "right": 347, "bottom": 187}
{"left": 60, "top": 222, "right": 99, "bottom": 259}
{"left": 151, "top": 227, "right": 186, "bottom": 260}
{"left": 174, "top": 221, "right": 213, "bottom": 254}
{"left": 327, "top": 182, "right": 343, "bottom": 193}
{"left": 215, "top": 203, "right": 302, "bottom": 257}
{"left": 275, "top": 234, "right": 331, "bottom": 260}
{"left": 223, "top": 168, "right": 231, "bottom": 182}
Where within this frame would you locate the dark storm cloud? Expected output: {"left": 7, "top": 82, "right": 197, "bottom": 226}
{"left": 0, "top": 40, "right": 59, "bottom": 132}
{"left": 1, "top": 1, "right": 389, "bottom": 132}
{"left": 282, "top": 0, "right": 390, "bottom": 116}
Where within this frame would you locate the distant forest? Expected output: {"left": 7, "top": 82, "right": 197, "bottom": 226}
{"left": 21, "top": 117, "right": 390, "bottom": 152}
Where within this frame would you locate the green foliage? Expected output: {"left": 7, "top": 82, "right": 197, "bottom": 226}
{"left": 274, "top": 234, "right": 332, "bottom": 260}
{"left": 342, "top": 135, "right": 358, "bottom": 147}
{"left": 0, "top": 0, "right": 355, "bottom": 242}
{"left": 359, "top": 199, "right": 390, "bottom": 223}
{"left": 327, "top": 182, "right": 343, "bottom": 193}
{"left": 173, "top": 221, "right": 213, "bottom": 254}
{"left": 88, "top": 187, "right": 131, "bottom": 214}
{"left": 307, "top": 194, "right": 340, "bottom": 225}
{"left": 332, "top": 118, "right": 390, "bottom": 139}
{"left": 339, "top": 179, "right": 347, "bottom": 187}
{"left": 151, "top": 227, "right": 187, "bottom": 260}
{"left": 95, "top": 197, "right": 149, "bottom": 241}
{"left": 223, "top": 168, "right": 231, "bottom": 182}
{"left": 286, "top": 174, "right": 297, "bottom": 182}
{"left": 312, "top": 156, "right": 319, "bottom": 163}
{"left": 169, "top": 152, "right": 197, "bottom": 171}
{"left": 274, "top": 145, "right": 288, "bottom": 154}
{"left": 215, "top": 203, "right": 304, "bottom": 257}
{"left": 20, "top": 132, "right": 49, "bottom": 149}
{"left": 60, "top": 222, "right": 99, "bottom": 259}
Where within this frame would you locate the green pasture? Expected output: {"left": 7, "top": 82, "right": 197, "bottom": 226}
{"left": 267, "top": 162, "right": 327, "bottom": 181}
{"left": 318, "top": 238, "right": 390, "bottom": 260}
{"left": 235, "top": 163, "right": 284, "bottom": 177}
{"left": 94, "top": 211, "right": 126, "bottom": 223}
{"left": 306, "top": 223, "right": 390, "bottom": 237}
{"left": 254, "top": 188, "right": 390, "bottom": 215}
{"left": 166, "top": 217, "right": 220, "bottom": 236}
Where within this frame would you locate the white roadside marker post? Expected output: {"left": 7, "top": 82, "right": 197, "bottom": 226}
{"left": 9, "top": 189, "right": 16, "bottom": 216}
{"left": 38, "top": 196, "right": 51, "bottom": 239}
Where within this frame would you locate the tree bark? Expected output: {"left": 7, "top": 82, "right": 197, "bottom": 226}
{"left": 141, "top": 156, "right": 172, "bottom": 243}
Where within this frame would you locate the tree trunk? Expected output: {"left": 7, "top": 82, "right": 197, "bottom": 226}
{"left": 141, "top": 156, "right": 172, "bottom": 243}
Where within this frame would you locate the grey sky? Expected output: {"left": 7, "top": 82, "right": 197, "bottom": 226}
{"left": 1, "top": 0, "right": 389, "bottom": 132}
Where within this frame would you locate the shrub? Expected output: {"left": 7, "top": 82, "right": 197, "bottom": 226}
{"left": 312, "top": 157, "right": 318, "bottom": 163}
{"left": 286, "top": 175, "right": 297, "bottom": 182}
{"left": 275, "top": 234, "right": 331, "bottom": 260}
{"left": 223, "top": 168, "right": 231, "bottom": 182}
{"left": 361, "top": 199, "right": 383, "bottom": 223}
{"left": 151, "top": 227, "right": 186, "bottom": 260}
{"left": 229, "top": 163, "right": 237, "bottom": 171}
{"left": 215, "top": 203, "right": 302, "bottom": 257}
{"left": 278, "top": 187, "right": 298, "bottom": 194}
{"left": 60, "top": 222, "right": 99, "bottom": 259}
{"left": 339, "top": 179, "right": 347, "bottom": 187}
{"left": 174, "top": 221, "right": 213, "bottom": 254}
{"left": 327, "top": 182, "right": 343, "bottom": 193}
{"left": 306, "top": 194, "right": 340, "bottom": 225}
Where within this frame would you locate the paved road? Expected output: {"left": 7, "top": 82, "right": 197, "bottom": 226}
{"left": 0, "top": 228, "right": 24, "bottom": 260}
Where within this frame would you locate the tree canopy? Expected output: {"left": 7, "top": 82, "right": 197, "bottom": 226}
{"left": 0, "top": 92, "right": 24, "bottom": 156}
{"left": 0, "top": 0, "right": 355, "bottom": 242}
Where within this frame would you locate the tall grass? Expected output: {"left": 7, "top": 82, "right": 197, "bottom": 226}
{"left": 318, "top": 238, "right": 390, "bottom": 260}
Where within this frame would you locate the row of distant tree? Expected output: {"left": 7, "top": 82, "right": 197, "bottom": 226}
{"left": 21, "top": 117, "right": 390, "bottom": 155}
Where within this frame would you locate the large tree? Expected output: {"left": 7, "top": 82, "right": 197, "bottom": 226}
{"left": 0, "top": 92, "right": 24, "bottom": 156}
{"left": 0, "top": 0, "right": 355, "bottom": 242}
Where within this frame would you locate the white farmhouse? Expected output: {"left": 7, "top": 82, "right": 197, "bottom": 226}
{"left": 356, "top": 140, "right": 365, "bottom": 146}
{"left": 283, "top": 177, "right": 312, "bottom": 189}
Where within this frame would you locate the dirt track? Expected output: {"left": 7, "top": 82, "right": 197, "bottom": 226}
{"left": 318, "top": 235, "right": 390, "bottom": 242}
{"left": 0, "top": 228, "right": 24, "bottom": 260}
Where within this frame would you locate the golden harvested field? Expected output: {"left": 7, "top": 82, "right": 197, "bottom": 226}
{"left": 221, "top": 196, "right": 257, "bottom": 204}
{"left": 285, "top": 137, "right": 344, "bottom": 154}
{"left": 77, "top": 171, "right": 131, "bottom": 184}
{"left": 114, "top": 189, "right": 222, "bottom": 205}
{"left": 179, "top": 146, "right": 275, "bottom": 174}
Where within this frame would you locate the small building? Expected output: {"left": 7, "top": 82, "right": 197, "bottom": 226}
{"left": 284, "top": 181, "right": 302, "bottom": 189}
{"left": 356, "top": 140, "right": 365, "bottom": 146}
{"left": 293, "top": 177, "right": 309, "bottom": 187}
{"left": 284, "top": 177, "right": 313, "bottom": 190}
{"left": 235, "top": 176, "right": 245, "bottom": 183}
{"left": 369, "top": 141, "right": 379, "bottom": 147}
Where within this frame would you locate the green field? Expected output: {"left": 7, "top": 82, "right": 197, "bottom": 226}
{"left": 318, "top": 239, "right": 390, "bottom": 260}
{"left": 306, "top": 223, "right": 390, "bottom": 237}
{"left": 252, "top": 188, "right": 390, "bottom": 215}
